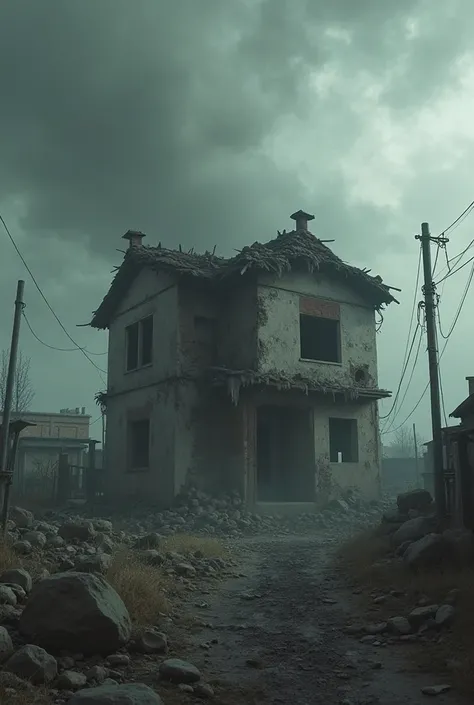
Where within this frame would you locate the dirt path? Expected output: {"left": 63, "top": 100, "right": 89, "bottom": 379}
{"left": 180, "top": 535, "right": 468, "bottom": 704}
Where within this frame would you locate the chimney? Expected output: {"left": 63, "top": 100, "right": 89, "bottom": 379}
{"left": 81, "top": 406, "right": 86, "bottom": 415}
{"left": 122, "top": 230, "right": 146, "bottom": 249}
{"left": 290, "top": 210, "right": 315, "bottom": 232}
{"left": 467, "top": 376, "right": 474, "bottom": 396}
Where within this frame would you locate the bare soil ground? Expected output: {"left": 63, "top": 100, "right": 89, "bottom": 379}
{"left": 171, "top": 535, "right": 470, "bottom": 704}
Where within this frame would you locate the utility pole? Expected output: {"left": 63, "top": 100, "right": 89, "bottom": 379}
{"left": 415, "top": 224, "right": 446, "bottom": 521}
{"left": 413, "top": 422, "right": 419, "bottom": 488}
{"left": 0, "top": 280, "right": 25, "bottom": 536}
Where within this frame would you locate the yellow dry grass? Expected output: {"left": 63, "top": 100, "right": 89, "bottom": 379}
{"left": 162, "top": 533, "right": 227, "bottom": 558}
{"left": 337, "top": 527, "right": 474, "bottom": 697}
{"left": 106, "top": 550, "right": 171, "bottom": 626}
{"left": 0, "top": 686, "right": 52, "bottom": 705}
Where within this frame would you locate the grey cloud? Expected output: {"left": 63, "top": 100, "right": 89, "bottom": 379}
{"left": 0, "top": 0, "right": 471, "bottom": 261}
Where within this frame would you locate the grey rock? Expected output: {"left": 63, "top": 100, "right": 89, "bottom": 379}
{"left": 75, "top": 553, "right": 113, "bottom": 574}
{"left": 404, "top": 533, "right": 451, "bottom": 571}
{"left": 159, "top": 657, "right": 201, "bottom": 683}
{"left": 10, "top": 506, "right": 34, "bottom": 528}
{"left": 0, "top": 584, "right": 17, "bottom": 606}
{"left": 408, "top": 605, "right": 439, "bottom": 627}
{"left": 139, "top": 550, "right": 164, "bottom": 567}
{"left": 0, "top": 567, "right": 33, "bottom": 593}
{"left": 86, "top": 665, "right": 109, "bottom": 683}
{"left": 67, "top": 683, "right": 163, "bottom": 704}
{"left": 59, "top": 521, "right": 96, "bottom": 541}
{"left": 0, "top": 625, "right": 13, "bottom": 662}
{"left": 23, "top": 530, "right": 47, "bottom": 547}
{"left": 93, "top": 520, "right": 113, "bottom": 533}
{"left": 5, "top": 644, "right": 58, "bottom": 684}
{"left": 435, "top": 604, "right": 455, "bottom": 628}
{"left": 106, "top": 654, "right": 130, "bottom": 667}
{"left": 392, "top": 517, "right": 434, "bottom": 548}
{"left": 387, "top": 616, "right": 412, "bottom": 635}
{"left": 397, "top": 489, "right": 433, "bottom": 515}
{"left": 135, "top": 628, "right": 168, "bottom": 654}
{"left": 421, "top": 684, "right": 451, "bottom": 696}
{"left": 12, "top": 539, "right": 32, "bottom": 555}
{"left": 57, "top": 670, "right": 88, "bottom": 689}
{"left": 19, "top": 572, "right": 132, "bottom": 655}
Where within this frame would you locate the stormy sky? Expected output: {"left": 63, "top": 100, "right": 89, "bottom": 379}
{"left": 1, "top": 0, "right": 473, "bottom": 444}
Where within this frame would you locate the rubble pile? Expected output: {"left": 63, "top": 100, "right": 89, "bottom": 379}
{"left": 0, "top": 507, "right": 233, "bottom": 704}
{"left": 57, "top": 486, "right": 392, "bottom": 539}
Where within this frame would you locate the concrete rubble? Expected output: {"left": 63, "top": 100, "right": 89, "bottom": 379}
{"left": 0, "top": 490, "right": 394, "bottom": 703}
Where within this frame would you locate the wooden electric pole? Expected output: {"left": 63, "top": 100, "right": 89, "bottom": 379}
{"left": 0, "top": 280, "right": 25, "bottom": 536}
{"left": 413, "top": 422, "right": 420, "bottom": 488}
{"left": 415, "top": 223, "right": 446, "bottom": 521}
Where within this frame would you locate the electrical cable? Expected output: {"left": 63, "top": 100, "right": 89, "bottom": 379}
{"left": 437, "top": 259, "right": 474, "bottom": 340}
{"left": 380, "top": 245, "right": 422, "bottom": 426}
{"left": 435, "top": 252, "right": 474, "bottom": 286}
{"left": 438, "top": 199, "right": 474, "bottom": 237}
{"left": 1, "top": 214, "right": 107, "bottom": 379}
{"left": 383, "top": 258, "right": 474, "bottom": 435}
{"left": 22, "top": 312, "right": 107, "bottom": 355}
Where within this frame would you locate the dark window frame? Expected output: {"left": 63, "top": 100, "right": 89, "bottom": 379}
{"left": 299, "top": 313, "right": 341, "bottom": 364}
{"left": 125, "top": 315, "right": 154, "bottom": 372}
{"left": 328, "top": 417, "right": 359, "bottom": 463}
{"left": 128, "top": 418, "right": 151, "bottom": 472}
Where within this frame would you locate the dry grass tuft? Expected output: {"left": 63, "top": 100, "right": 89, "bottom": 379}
{"left": 162, "top": 533, "right": 226, "bottom": 558}
{"left": 106, "top": 550, "right": 171, "bottom": 625}
{"left": 338, "top": 527, "right": 474, "bottom": 697}
{"left": 0, "top": 686, "right": 52, "bottom": 704}
{"left": 0, "top": 540, "right": 20, "bottom": 572}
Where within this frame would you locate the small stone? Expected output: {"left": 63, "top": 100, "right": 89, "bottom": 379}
{"left": 435, "top": 605, "right": 455, "bottom": 628}
{"left": 106, "top": 654, "right": 130, "bottom": 668}
{"left": 421, "top": 684, "right": 451, "bottom": 696}
{"left": 23, "top": 530, "right": 47, "bottom": 547}
{"left": 0, "top": 585, "right": 17, "bottom": 606}
{"left": 68, "top": 682, "right": 164, "bottom": 704}
{"left": 0, "top": 625, "right": 13, "bottom": 662}
{"left": 408, "top": 605, "right": 439, "bottom": 627}
{"left": 12, "top": 540, "right": 32, "bottom": 555}
{"left": 58, "top": 521, "right": 96, "bottom": 541}
{"left": 387, "top": 617, "right": 412, "bottom": 635}
{"left": 57, "top": 670, "right": 88, "bottom": 689}
{"left": 0, "top": 568, "right": 33, "bottom": 593}
{"left": 136, "top": 628, "right": 168, "bottom": 654}
{"left": 86, "top": 665, "right": 108, "bottom": 683}
{"left": 364, "top": 623, "right": 387, "bottom": 635}
{"left": 159, "top": 658, "right": 201, "bottom": 683}
{"left": 194, "top": 682, "right": 215, "bottom": 698}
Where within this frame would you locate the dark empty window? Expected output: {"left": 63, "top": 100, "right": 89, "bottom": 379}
{"left": 141, "top": 316, "right": 153, "bottom": 366}
{"left": 126, "top": 322, "right": 139, "bottom": 371}
{"left": 329, "top": 418, "right": 358, "bottom": 463}
{"left": 129, "top": 419, "right": 150, "bottom": 469}
{"left": 126, "top": 315, "right": 153, "bottom": 371}
{"left": 300, "top": 315, "right": 340, "bottom": 362}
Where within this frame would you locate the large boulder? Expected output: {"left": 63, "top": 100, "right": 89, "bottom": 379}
{"left": 19, "top": 572, "right": 131, "bottom": 655}
{"left": 397, "top": 489, "right": 433, "bottom": 515}
{"left": 58, "top": 521, "right": 96, "bottom": 542}
{"left": 392, "top": 516, "right": 435, "bottom": 547}
{"left": 10, "top": 506, "right": 34, "bottom": 528}
{"left": 68, "top": 683, "right": 163, "bottom": 704}
{"left": 404, "top": 533, "right": 453, "bottom": 571}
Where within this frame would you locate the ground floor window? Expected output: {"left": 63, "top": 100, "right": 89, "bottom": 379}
{"left": 329, "top": 418, "right": 358, "bottom": 463}
{"left": 129, "top": 419, "right": 150, "bottom": 470}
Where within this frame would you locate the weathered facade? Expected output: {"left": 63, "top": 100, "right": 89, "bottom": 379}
{"left": 448, "top": 377, "right": 474, "bottom": 528}
{"left": 91, "top": 211, "right": 397, "bottom": 510}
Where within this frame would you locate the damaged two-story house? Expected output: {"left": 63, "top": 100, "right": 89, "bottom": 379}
{"left": 90, "top": 210, "right": 397, "bottom": 510}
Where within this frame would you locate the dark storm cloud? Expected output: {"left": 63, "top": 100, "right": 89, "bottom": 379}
{"left": 0, "top": 0, "right": 470, "bottom": 258}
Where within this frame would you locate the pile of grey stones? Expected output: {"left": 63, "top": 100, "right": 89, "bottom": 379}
{"left": 0, "top": 506, "right": 231, "bottom": 704}
{"left": 59, "top": 486, "right": 391, "bottom": 539}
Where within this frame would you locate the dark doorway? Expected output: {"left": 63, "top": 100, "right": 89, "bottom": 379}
{"left": 256, "top": 405, "right": 315, "bottom": 502}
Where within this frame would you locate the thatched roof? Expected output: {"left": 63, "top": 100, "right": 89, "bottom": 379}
{"left": 90, "top": 218, "right": 398, "bottom": 329}
{"left": 209, "top": 367, "right": 391, "bottom": 406}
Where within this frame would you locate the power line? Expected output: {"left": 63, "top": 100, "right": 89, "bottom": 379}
{"left": 1, "top": 214, "right": 107, "bottom": 380}
{"left": 23, "top": 312, "right": 107, "bottom": 356}
{"left": 382, "top": 320, "right": 424, "bottom": 434}
{"left": 438, "top": 199, "right": 474, "bottom": 237}
{"left": 435, "top": 252, "right": 474, "bottom": 286}
{"left": 380, "top": 245, "right": 422, "bottom": 426}
{"left": 383, "top": 258, "right": 474, "bottom": 435}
